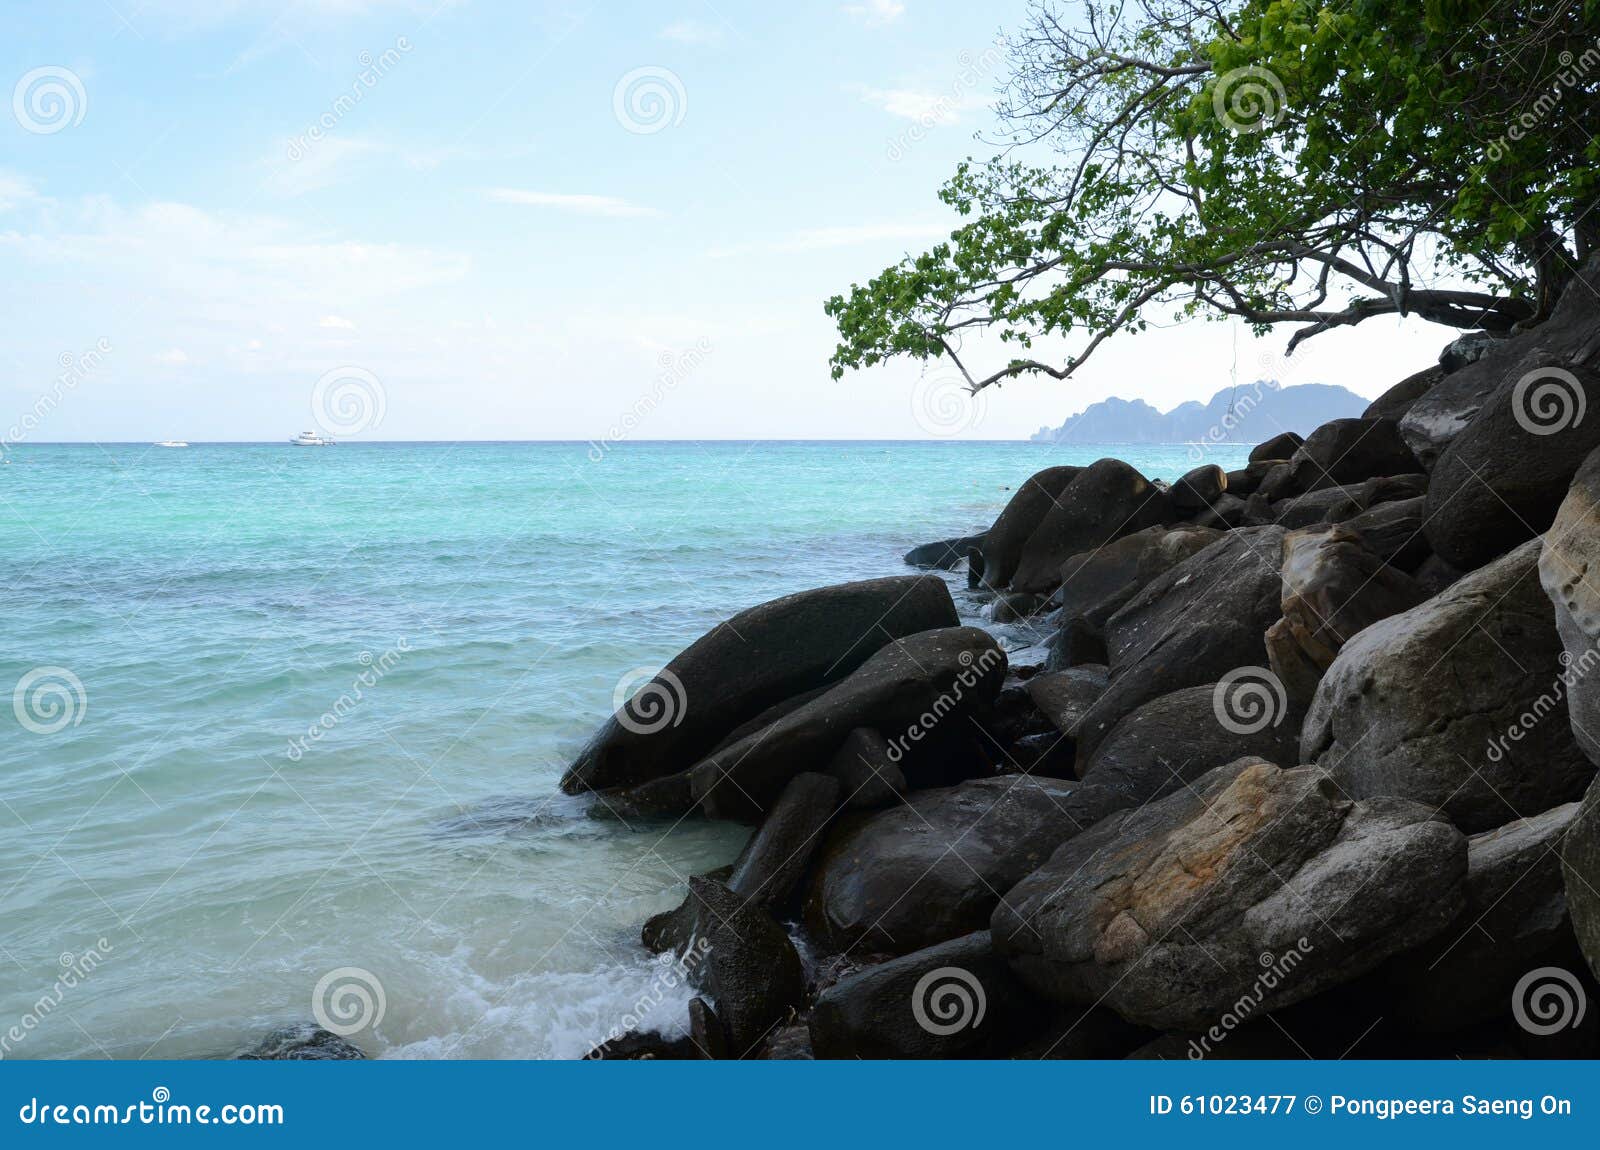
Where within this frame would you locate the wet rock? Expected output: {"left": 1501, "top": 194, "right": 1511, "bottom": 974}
{"left": 980, "top": 466, "right": 1083, "bottom": 590}
{"left": 1048, "top": 614, "right": 1109, "bottom": 672}
{"left": 760, "top": 1024, "right": 814, "bottom": 1059}
{"left": 805, "top": 775, "right": 1082, "bottom": 955}
{"left": 993, "top": 759, "right": 1467, "bottom": 1031}
{"left": 688, "top": 877, "right": 805, "bottom": 1054}
{"left": 1288, "top": 418, "right": 1418, "bottom": 492}
{"left": 1303, "top": 539, "right": 1595, "bottom": 833}
{"left": 1425, "top": 356, "right": 1600, "bottom": 569}
{"left": 826, "top": 727, "right": 906, "bottom": 810}
{"left": 563, "top": 575, "right": 958, "bottom": 794}
{"left": 583, "top": 1030, "right": 699, "bottom": 1060}
{"left": 236, "top": 1023, "right": 367, "bottom": 1060}
{"left": 688, "top": 997, "right": 729, "bottom": 1060}
{"left": 1010, "top": 459, "right": 1176, "bottom": 594}
{"left": 1075, "top": 526, "right": 1287, "bottom": 757}
{"left": 1024, "top": 665, "right": 1109, "bottom": 740}
{"left": 809, "top": 931, "right": 1038, "bottom": 1058}
{"left": 688, "top": 627, "right": 1006, "bottom": 821}
{"left": 904, "top": 532, "right": 986, "bottom": 570}
{"left": 990, "top": 590, "right": 1049, "bottom": 623}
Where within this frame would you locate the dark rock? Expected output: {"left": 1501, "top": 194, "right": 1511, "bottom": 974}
{"left": 826, "top": 728, "right": 906, "bottom": 809}
{"left": 1079, "top": 683, "right": 1302, "bottom": 810}
{"left": 805, "top": 775, "right": 1082, "bottom": 955}
{"left": 904, "top": 532, "right": 986, "bottom": 570}
{"left": 1250, "top": 431, "right": 1304, "bottom": 463}
{"left": 1365, "top": 363, "right": 1446, "bottom": 423}
{"left": 590, "top": 771, "right": 697, "bottom": 821}
{"left": 236, "top": 1023, "right": 367, "bottom": 1060}
{"left": 980, "top": 466, "right": 1082, "bottom": 590}
{"left": 689, "top": 627, "right": 1006, "bottom": 821}
{"left": 641, "top": 863, "right": 735, "bottom": 954}
{"left": 809, "top": 931, "right": 1039, "bottom": 1058}
{"left": 1055, "top": 523, "right": 1222, "bottom": 630}
{"left": 1303, "top": 539, "right": 1595, "bottom": 833}
{"left": 688, "top": 997, "right": 729, "bottom": 1059}
{"left": 1171, "top": 464, "right": 1226, "bottom": 512}
{"left": 1539, "top": 444, "right": 1600, "bottom": 764}
{"left": 1010, "top": 731, "right": 1076, "bottom": 779}
{"left": 1075, "top": 526, "right": 1287, "bottom": 757}
{"left": 1024, "top": 665, "right": 1109, "bottom": 740}
{"left": 966, "top": 546, "right": 986, "bottom": 590}
{"left": 1320, "top": 473, "right": 1429, "bottom": 521}
{"left": 1425, "top": 356, "right": 1600, "bottom": 569}
{"left": 1565, "top": 777, "right": 1600, "bottom": 980}
{"left": 688, "top": 877, "right": 805, "bottom": 1054}
{"left": 1412, "top": 552, "right": 1464, "bottom": 595}
{"left": 1288, "top": 418, "right": 1418, "bottom": 492}
{"left": 990, "top": 590, "right": 1048, "bottom": 623}
{"left": 1224, "top": 459, "right": 1281, "bottom": 497}
{"left": 1344, "top": 496, "right": 1429, "bottom": 569}
{"left": 1272, "top": 484, "right": 1366, "bottom": 529}
{"left": 584, "top": 1030, "right": 699, "bottom": 1060}
{"left": 1384, "top": 801, "right": 1583, "bottom": 1030}
{"left": 1441, "top": 331, "right": 1510, "bottom": 373}
{"left": 993, "top": 759, "right": 1467, "bottom": 1031}
{"left": 1264, "top": 525, "right": 1427, "bottom": 703}
{"left": 1191, "top": 492, "right": 1248, "bottom": 529}
{"left": 760, "top": 1024, "right": 814, "bottom": 1059}
{"left": 1010, "top": 459, "right": 1175, "bottom": 594}
{"left": 1048, "top": 614, "right": 1109, "bottom": 671}
{"left": 563, "top": 576, "right": 958, "bottom": 794}
{"left": 1256, "top": 461, "right": 1298, "bottom": 500}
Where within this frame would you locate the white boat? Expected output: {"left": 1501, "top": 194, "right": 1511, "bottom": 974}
{"left": 154, "top": 440, "right": 188, "bottom": 448}
{"left": 290, "top": 430, "right": 335, "bottom": 446}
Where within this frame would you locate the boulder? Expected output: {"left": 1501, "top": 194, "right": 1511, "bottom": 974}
{"left": 1424, "top": 357, "right": 1600, "bottom": 569}
{"left": 687, "top": 877, "right": 806, "bottom": 1054}
{"left": 992, "top": 759, "right": 1467, "bottom": 1031}
{"left": 1190, "top": 493, "right": 1249, "bottom": 530}
{"left": 1256, "top": 461, "right": 1298, "bottom": 500}
{"left": 980, "top": 466, "right": 1083, "bottom": 590}
{"left": 759, "top": 1024, "right": 814, "bottom": 1059}
{"left": 1024, "top": 665, "right": 1109, "bottom": 741}
{"left": 826, "top": 728, "right": 906, "bottom": 810}
{"left": 562, "top": 576, "right": 958, "bottom": 794}
{"left": 688, "top": 997, "right": 729, "bottom": 1059}
{"left": 1319, "top": 473, "right": 1429, "bottom": 522}
{"left": 1539, "top": 445, "right": 1600, "bottom": 765}
{"left": 805, "top": 775, "right": 1082, "bottom": 955}
{"left": 903, "top": 532, "right": 986, "bottom": 570}
{"left": 1265, "top": 525, "right": 1428, "bottom": 703}
{"left": 1010, "top": 459, "right": 1176, "bottom": 594}
{"left": 1055, "top": 524, "right": 1222, "bottom": 629}
{"left": 1224, "top": 459, "right": 1281, "bottom": 498}
{"left": 236, "top": 1023, "right": 366, "bottom": 1060}
{"left": 989, "top": 590, "right": 1049, "bottom": 623}
{"left": 1343, "top": 496, "right": 1429, "bottom": 569}
{"left": 1303, "top": 539, "right": 1595, "bottom": 832}
{"left": 1250, "top": 432, "right": 1303, "bottom": 463}
{"left": 1365, "top": 363, "right": 1446, "bottom": 423}
{"left": 1565, "top": 777, "right": 1600, "bottom": 980}
{"left": 1413, "top": 553, "right": 1464, "bottom": 596}
{"left": 1384, "top": 800, "right": 1583, "bottom": 1030}
{"left": 1075, "top": 526, "right": 1287, "bottom": 756}
{"left": 1441, "top": 331, "right": 1510, "bottom": 373}
{"left": 1079, "top": 682, "right": 1302, "bottom": 810}
{"left": 688, "top": 626, "right": 1006, "bottom": 821}
{"left": 808, "top": 931, "right": 1040, "bottom": 1058}
{"left": 1272, "top": 485, "right": 1366, "bottom": 529}
{"left": 1170, "top": 464, "right": 1227, "bottom": 512}
{"left": 1048, "top": 614, "right": 1109, "bottom": 671}
{"left": 1288, "top": 418, "right": 1418, "bottom": 492}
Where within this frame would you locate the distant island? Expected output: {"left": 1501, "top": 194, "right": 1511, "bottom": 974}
{"left": 1029, "top": 380, "right": 1367, "bottom": 444}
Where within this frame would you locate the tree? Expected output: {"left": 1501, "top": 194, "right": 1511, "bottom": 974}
{"left": 826, "top": 0, "right": 1600, "bottom": 393}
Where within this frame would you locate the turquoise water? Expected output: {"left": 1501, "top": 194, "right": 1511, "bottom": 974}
{"left": 0, "top": 440, "right": 1248, "bottom": 1059}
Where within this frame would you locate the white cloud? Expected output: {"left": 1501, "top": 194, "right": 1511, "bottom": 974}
{"left": 843, "top": 0, "right": 905, "bottom": 27}
{"left": 266, "top": 136, "right": 383, "bottom": 197}
{"left": 483, "top": 189, "right": 663, "bottom": 218}
{"left": 853, "top": 85, "right": 963, "bottom": 124}
{"left": 709, "top": 221, "right": 949, "bottom": 258}
{"left": 318, "top": 315, "right": 356, "bottom": 329}
{"left": 660, "top": 20, "right": 723, "bottom": 44}
{"left": 0, "top": 172, "right": 39, "bottom": 212}
{"left": 154, "top": 348, "right": 190, "bottom": 365}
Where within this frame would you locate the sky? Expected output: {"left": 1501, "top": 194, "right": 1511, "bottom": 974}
{"left": 1, "top": 0, "right": 1462, "bottom": 443}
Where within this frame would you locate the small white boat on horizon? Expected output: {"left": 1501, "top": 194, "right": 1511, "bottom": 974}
{"left": 290, "top": 430, "right": 335, "bottom": 446}
{"left": 154, "top": 440, "right": 189, "bottom": 448}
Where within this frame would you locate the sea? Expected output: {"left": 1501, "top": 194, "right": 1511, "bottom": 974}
{"left": 0, "top": 440, "right": 1250, "bottom": 1060}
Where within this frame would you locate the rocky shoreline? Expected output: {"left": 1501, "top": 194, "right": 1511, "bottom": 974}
{"left": 558, "top": 256, "right": 1600, "bottom": 1060}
